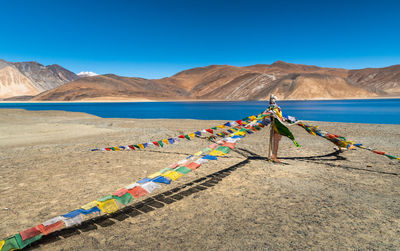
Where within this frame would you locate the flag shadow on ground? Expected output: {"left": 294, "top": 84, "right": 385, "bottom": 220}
{"left": 26, "top": 155, "right": 253, "bottom": 250}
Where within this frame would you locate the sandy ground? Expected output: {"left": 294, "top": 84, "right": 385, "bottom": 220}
{"left": 0, "top": 109, "right": 399, "bottom": 250}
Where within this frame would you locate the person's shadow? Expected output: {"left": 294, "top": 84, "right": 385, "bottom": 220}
{"left": 25, "top": 148, "right": 397, "bottom": 250}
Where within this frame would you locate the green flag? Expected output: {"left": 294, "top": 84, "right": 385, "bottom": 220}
{"left": 274, "top": 119, "right": 300, "bottom": 147}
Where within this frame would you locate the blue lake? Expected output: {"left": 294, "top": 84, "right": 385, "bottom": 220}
{"left": 0, "top": 99, "right": 399, "bottom": 124}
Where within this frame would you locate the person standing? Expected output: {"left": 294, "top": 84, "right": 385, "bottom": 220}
{"left": 265, "top": 94, "right": 300, "bottom": 162}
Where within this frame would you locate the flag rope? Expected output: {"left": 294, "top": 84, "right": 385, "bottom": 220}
{"left": 0, "top": 114, "right": 268, "bottom": 251}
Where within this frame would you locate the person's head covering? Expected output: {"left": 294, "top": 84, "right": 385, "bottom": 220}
{"left": 269, "top": 94, "right": 277, "bottom": 105}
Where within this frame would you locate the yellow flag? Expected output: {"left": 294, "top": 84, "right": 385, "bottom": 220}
{"left": 189, "top": 133, "right": 195, "bottom": 138}
{"left": 209, "top": 150, "right": 227, "bottom": 156}
{"left": 162, "top": 139, "right": 169, "bottom": 145}
{"left": 138, "top": 144, "right": 144, "bottom": 149}
{"left": 81, "top": 201, "right": 99, "bottom": 210}
{"left": 148, "top": 172, "right": 162, "bottom": 179}
{"left": 0, "top": 240, "right": 5, "bottom": 250}
{"left": 162, "top": 171, "right": 184, "bottom": 180}
{"left": 194, "top": 151, "right": 203, "bottom": 156}
{"left": 249, "top": 115, "right": 256, "bottom": 120}
{"left": 97, "top": 199, "right": 118, "bottom": 214}
{"left": 217, "top": 125, "right": 226, "bottom": 128}
{"left": 114, "top": 147, "right": 121, "bottom": 151}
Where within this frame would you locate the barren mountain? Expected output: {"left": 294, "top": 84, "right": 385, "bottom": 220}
{"left": 12, "top": 60, "right": 400, "bottom": 101}
{"left": 33, "top": 74, "right": 187, "bottom": 101}
{"left": 0, "top": 59, "right": 78, "bottom": 99}
{"left": 348, "top": 65, "right": 400, "bottom": 96}
{"left": 12, "top": 61, "right": 78, "bottom": 91}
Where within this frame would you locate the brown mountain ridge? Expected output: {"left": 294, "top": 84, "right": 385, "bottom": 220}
{"left": 19, "top": 61, "right": 400, "bottom": 101}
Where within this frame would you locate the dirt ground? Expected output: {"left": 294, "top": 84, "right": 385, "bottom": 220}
{"left": 0, "top": 109, "right": 399, "bottom": 250}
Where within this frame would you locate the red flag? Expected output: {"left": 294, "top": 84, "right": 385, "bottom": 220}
{"left": 236, "top": 120, "right": 243, "bottom": 126}
{"left": 373, "top": 150, "right": 385, "bottom": 155}
{"left": 128, "top": 145, "right": 135, "bottom": 150}
{"left": 105, "top": 148, "right": 111, "bottom": 151}
{"left": 178, "top": 135, "right": 185, "bottom": 139}
{"left": 153, "top": 141, "right": 160, "bottom": 147}
{"left": 206, "top": 129, "right": 213, "bottom": 134}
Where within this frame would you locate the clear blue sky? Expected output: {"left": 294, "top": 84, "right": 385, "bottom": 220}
{"left": 1, "top": 0, "right": 399, "bottom": 78}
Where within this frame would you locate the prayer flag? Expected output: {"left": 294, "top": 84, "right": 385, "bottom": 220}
{"left": 157, "top": 140, "right": 164, "bottom": 147}
{"left": 209, "top": 150, "right": 227, "bottom": 156}
{"left": 138, "top": 144, "right": 144, "bottom": 149}
{"left": 189, "top": 133, "right": 195, "bottom": 138}
{"left": 152, "top": 176, "right": 172, "bottom": 184}
{"left": 206, "top": 129, "right": 213, "bottom": 134}
{"left": 222, "top": 142, "right": 236, "bottom": 150}
{"left": 209, "top": 143, "right": 219, "bottom": 149}
{"left": 62, "top": 214, "right": 83, "bottom": 227}
{"left": 273, "top": 119, "right": 300, "bottom": 147}
{"left": 211, "top": 127, "right": 218, "bottom": 130}
{"left": 113, "top": 193, "right": 133, "bottom": 205}
{"left": 138, "top": 177, "right": 152, "bottom": 184}
{"left": 174, "top": 166, "right": 192, "bottom": 174}
{"left": 178, "top": 135, "right": 185, "bottom": 139}
{"left": 141, "top": 182, "right": 162, "bottom": 193}
{"left": 134, "top": 145, "right": 140, "bottom": 149}
{"left": 162, "top": 139, "right": 169, "bottom": 145}
{"left": 153, "top": 141, "right": 159, "bottom": 147}
{"left": 19, "top": 227, "right": 42, "bottom": 241}
{"left": 80, "top": 207, "right": 101, "bottom": 215}
{"left": 112, "top": 188, "right": 129, "bottom": 197}
{"left": 195, "top": 158, "right": 209, "bottom": 164}
{"left": 97, "top": 195, "right": 114, "bottom": 202}
{"left": 127, "top": 186, "right": 149, "bottom": 198}
{"left": 143, "top": 143, "right": 148, "bottom": 148}
{"left": 186, "top": 162, "right": 201, "bottom": 170}
{"left": 36, "top": 221, "right": 64, "bottom": 235}
{"left": 224, "top": 122, "right": 231, "bottom": 127}
{"left": 168, "top": 138, "right": 175, "bottom": 144}
{"left": 97, "top": 199, "right": 119, "bottom": 214}
{"left": 15, "top": 233, "right": 43, "bottom": 249}
{"left": 63, "top": 210, "right": 82, "bottom": 218}
{"left": 184, "top": 135, "right": 191, "bottom": 140}
{"left": 217, "top": 125, "right": 226, "bottom": 128}
{"left": 194, "top": 131, "right": 202, "bottom": 136}
{"left": 1, "top": 237, "right": 20, "bottom": 251}
{"left": 202, "top": 155, "right": 217, "bottom": 160}
{"left": 162, "top": 171, "right": 184, "bottom": 181}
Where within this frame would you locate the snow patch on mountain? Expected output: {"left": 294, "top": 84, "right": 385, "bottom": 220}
{"left": 77, "top": 71, "right": 98, "bottom": 77}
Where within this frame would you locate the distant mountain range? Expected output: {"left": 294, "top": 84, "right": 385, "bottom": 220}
{"left": 1, "top": 59, "right": 399, "bottom": 101}
{"left": 0, "top": 59, "right": 78, "bottom": 99}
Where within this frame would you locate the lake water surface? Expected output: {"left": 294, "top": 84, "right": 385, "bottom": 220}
{"left": 0, "top": 99, "right": 399, "bottom": 124}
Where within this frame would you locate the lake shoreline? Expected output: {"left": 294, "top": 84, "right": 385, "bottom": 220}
{"left": 1, "top": 96, "right": 400, "bottom": 103}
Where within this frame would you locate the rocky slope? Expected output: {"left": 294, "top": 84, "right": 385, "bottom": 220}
{"left": 0, "top": 59, "right": 78, "bottom": 99}
{"left": 347, "top": 64, "right": 400, "bottom": 96}
{"left": 34, "top": 74, "right": 187, "bottom": 101}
